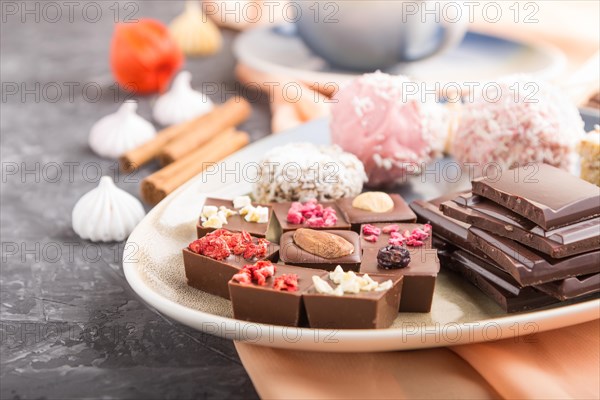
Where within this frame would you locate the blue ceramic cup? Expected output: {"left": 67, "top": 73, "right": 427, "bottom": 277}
{"left": 294, "top": 0, "right": 468, "bottom": 71}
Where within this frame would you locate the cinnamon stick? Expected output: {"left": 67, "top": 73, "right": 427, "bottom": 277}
{"left": 141, "top": 130, "right": 250, "bottom": 204}
{"left": 158, "top": 97, "right": 251, "bottom": 165}
{"left": 119, "top": 97, "right": 251, "bottom": 171}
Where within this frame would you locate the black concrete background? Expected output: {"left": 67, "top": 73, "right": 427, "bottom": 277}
{"left": 1, "top": 1, "right": 272, "bottom": 398}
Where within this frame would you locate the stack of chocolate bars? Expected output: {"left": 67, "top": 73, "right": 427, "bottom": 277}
{"left": 410, "top": 164, "right": 600, "bottom": 312}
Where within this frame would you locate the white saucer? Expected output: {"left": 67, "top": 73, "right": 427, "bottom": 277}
{"left": 234, "top": 26, "right": 566, "bottom": 88}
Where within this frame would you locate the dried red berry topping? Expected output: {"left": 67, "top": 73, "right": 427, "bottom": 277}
{"left": 382, "top": 224, "right": 400, "bottom": 234}
{"left": 232, "top": 260, "right": 277, "bottom": 286}
{"left": 386, "top": 225, "right": 431, "bottom": 247}
{"left": 286, "top": 199, "right": 338, "bottom": 228}
{"left": 363, "top": 234, "right": 378, "bottom": 243}
{"left": 188, "top": 235, "right": 230, "bottom": 260}
{"left": 273, "top": 274, "right": 299, "bottom": 291}
{"left": 188, "top": 229, "right": 270, "bottom": 260}
{"left": 362, "top": 224, "right": 381, "bottom": 236}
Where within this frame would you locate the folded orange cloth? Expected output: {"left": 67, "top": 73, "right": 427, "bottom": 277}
{"left": 235, "top": 320, "right": 600, "bottom": 399}
{"left": 451, "top": 320, "right": 600, "bottom": 399}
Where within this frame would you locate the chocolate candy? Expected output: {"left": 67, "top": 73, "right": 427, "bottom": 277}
{"left": 270, "top": 200, "right": 351, "bottom": 234}
{"left": 468, "top": 228, "right": 600, "bottom": 286}
{"left": 303, "top": 274, "right": 403, "bottom": 329}
{"left": 279, "top": 230, "right": 362, "bottom": 272}
{"left": 359, "top": 223, "right": 439, "bottom": 313}
{"left": 183, "top": 235, "right": 279, "bottom": 299}
{"left": 377, "top": 245, "right": 411, "bottom": 269}
{"left": 228, "top": 264, "right": 328, "bottom": 327}
{"left": 440, "top": 193, "right": 600, "bottom": 258}
{"left": 471, "top": 164, "right": 600, "bottom": 230}
{"left": 196, "top": 198, "right": 273, "bottom": 239}
{"left": 336, "top": 193, "right": 416, "bottom": 232}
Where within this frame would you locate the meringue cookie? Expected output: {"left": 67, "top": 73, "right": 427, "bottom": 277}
{"left": 72, "top": 176, "right": 145, "bottom": 242}
{"left": 153, "top": 71, "right": 214, "bottom": 126}
{"left": 169, "top": 1, "right": 222, "bottom": 56}
{"left": 89, "top": 101, "right": 156, "bottom": 159}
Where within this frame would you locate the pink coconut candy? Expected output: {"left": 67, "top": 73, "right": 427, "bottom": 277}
{"left": 330, "top": 71, "right": 447, "bottom": 186}
{"left": 451, "top": 76, "right": 585, "bottom": 174}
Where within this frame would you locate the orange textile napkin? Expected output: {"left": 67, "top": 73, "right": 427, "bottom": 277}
{"left": 235, "top": 320, "right": 600, "bottom": 399}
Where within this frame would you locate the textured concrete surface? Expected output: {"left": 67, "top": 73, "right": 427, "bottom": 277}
{"left": 1, "top": 2, "right": 268, "bottom": 399}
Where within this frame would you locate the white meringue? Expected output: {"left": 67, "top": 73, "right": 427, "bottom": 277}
{"left": 89, "top": 101, "right": 156, "bottom": 159}
{"left": 153, "top": 71, "right": 214, "bottom": 126}
{"left": 72, "top": 176, "right": 145, "bottom": 242}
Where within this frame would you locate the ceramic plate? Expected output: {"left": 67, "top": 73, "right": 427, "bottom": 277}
{"left": 234, "top": 26, "right": 566, "bottom": 89}
{"left": 123, "top": 118, "right": 599, "bottom": 352}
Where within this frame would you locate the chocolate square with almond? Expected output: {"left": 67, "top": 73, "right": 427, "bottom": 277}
{"left": 271, "top": 200, "right": 351, "bottom": 234}
{"left": 196, "top": 197, "right": 273, "bottom": 239}
{"left": 303, "top": 274, "right": 403, "bottom": 329}
{"left": 359, "top": 223, "right": 439, "bottom": 313}
{"left": 279, "top": 229, "right": 362, "bottom": 272}
{"left": 183, "top": 231, "right": 279, "bottom": 299}
{"left": 228, "top": 264, "right": 328, "bottom": 327}
{"left": 336, "top": 192, "right": 416, "bottom": 232}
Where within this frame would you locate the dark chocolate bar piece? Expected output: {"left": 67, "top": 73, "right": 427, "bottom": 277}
{"left": 196, "top": 198, "right": 273, "bottom": 239}
{"left": 437, "top": 249, "right": 558, "bottom": 313}
{"left": 279, "top": 230, "right": 362, "bottom": 272}
{"left": 359, "top": 223, "right": 439, "bottom": 313}
{"left": 471, "top": 164, "right": 600, "bottom": 230}
{"left": 336, "top": 194, "right": 416, "bottom": 232}
{"left": 228, "top": 264, "right": 328, "bottom": 327}
{"left": 468, "top": 228, "right": 600, "bottom": 286}
{"left": 303, "top": 275, "right": 403, "bottom": 329}
{"left": 441, "top": 193, "right": 600, "bottom": 258}
{"left": 436, "top": 235, "right": 600, "bottom": 303}
{"left": 271, "top": 201, "right": 351, "bottom": 234}
{"left": 409, "top": 198, "right": 494, "bottom": 263}
{"left": 535, "top": 274, "right": 600, "bottom": 301}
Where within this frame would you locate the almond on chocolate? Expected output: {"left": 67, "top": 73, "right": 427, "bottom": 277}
{"left": 279, "top": 230, "right": 362, "bottom": 272}
{"left": 293, "top": 228, "right": 355, "bottom": 259}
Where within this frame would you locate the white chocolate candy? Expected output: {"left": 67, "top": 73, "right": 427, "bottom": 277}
{"left": 233, "top": 195, "right": 252, "bottom": 209}
{"left": 315, "top": 266, "right": 393, "bottom": 296}
{"left": 201, "top": 205, "right": 218, "bottom": 220}
{"left": 202, "top": 215, "right": 224, "bottom": 229}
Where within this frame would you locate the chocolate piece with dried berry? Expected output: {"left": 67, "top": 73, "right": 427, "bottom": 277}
{"left": 271, "top": 199, "right": 351, "bottom": 235}
{"left": 183, "top": 229, "right": 279, "bottom": 299}
{"left": 359, "top": 223, "right": 439, "bottom": 313}
{"left": 228, "top": 262, "right": 328, "bottom": 327}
